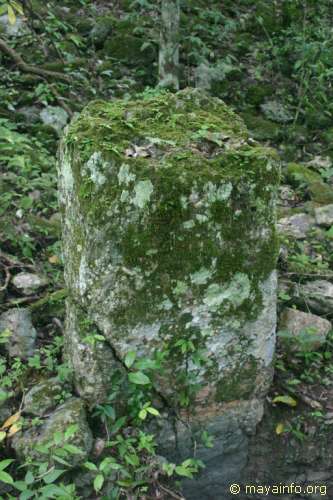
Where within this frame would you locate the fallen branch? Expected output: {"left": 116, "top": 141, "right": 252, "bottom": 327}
{"left": 0, "top": 37, "right": 71, "bottom": 82}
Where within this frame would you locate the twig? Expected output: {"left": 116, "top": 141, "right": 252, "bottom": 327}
{"left": 159, "top": 483, "right": 185, "bottom": 500}
{"left": 0, "top": 37, "right": 71, "bottom": 82}
{"left": 0, "top": 251, "right": 35, "bottom": 271}
{"left": 49, "top": 83, "right": 73, "bottom": 117}
{"left": 0, "top": 266, "right": 11, "bottom": 292}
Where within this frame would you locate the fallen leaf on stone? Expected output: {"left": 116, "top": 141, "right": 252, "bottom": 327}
{"left": 272, "top": 395, "right": 297, "bottom": 407}
{"left": 0, "top": 411, "right": 21, "bottom": 430}
{"left": 125, "top": 145, "right": 151, "bottom": 158}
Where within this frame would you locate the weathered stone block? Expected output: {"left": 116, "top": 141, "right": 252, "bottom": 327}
{"left": 58, "top": 88, "right": 279, "bottom": 496}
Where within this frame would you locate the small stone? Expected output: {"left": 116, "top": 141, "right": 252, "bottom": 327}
{"left": 279, "top": 307, "right": 332, "bottom": 352}
{"left": 0, "top": 14, "right": 27, "bottom": 36}
{"left": 40, "top": 106, "right": 68, "bottom": 135}
{"left": 24, "top": 378, "right": 65, "bottom": 416}
{"left": 90, "top": 16, "right": 113, "bottom": 47}
{"left": 19, "top": 106, "right": 41, "bottom": 124}
{"left": 12, "top": 272, "right": 48, "bottom": 296}
{"left": 314, "top": 204, "right": 333, "bottom": 226}
{"left": 295, "top": 280, "right": 333, "bottom": 316}
{"left": 260, "top": 100, "right": 293, "bottom": 123}
{"left": 277, "top": 213, "right": 315, "bottom": 239}
{"left": 12, "top": 398, "right": 92, "bottom": 467}
{"left": 0, "top": 308, "right": 37, "bottom": 359}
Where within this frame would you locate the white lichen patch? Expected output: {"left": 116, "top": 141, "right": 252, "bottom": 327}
{"left": 84, "top": 152, "right": 107, "bottom": 186}
{"left": 203, "top": 273, "right": 251, "bottom": 310}
{"left": 132, "top": 180, "right": 154, "bottom": 208}
{"left": 59, "top": 152, "right": 74, "bottom": 202}
{"left": 204, "top": 181, "right": 233, "bottom": 203}
{"left": 78, "top": 254, "right": 89, "bottom": 296}
{"left": 118, "top": 163, "right": 136, "bottom": 185}
{"left": 190, "top": 267, "right": 212, "bottom": 285}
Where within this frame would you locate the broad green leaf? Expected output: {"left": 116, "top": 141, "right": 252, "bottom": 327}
{"left": 124, "top": 351, "right": 136, "bottom": 369}
{"left": 147, "top": 407, "right": 160, "bottom": 416}
{"left": 19, "top": 491, "right": 34, "bottom": 500}
{"left": 12, "top": 1, "right": 24, "bottom": 15}
{"left": 13, "top": 480, "right": 27, "bottom": 491}
{"left": 139, "top": 409, "right": 147, "bottom": 420}
{"left": 7, "top": 5, "right": 16, "bottom": 25}
{"left": 84, "top": 461, "right": 98, "bottom": 472}
{"left": 63, "top": 443, "right": 83, "bottom": 454}
{"left": 272, "top": 395, "right": 297, "bottom": 407}
{"left": 94, "top": 474, "right": 104, "bottom": 492}
{"left": 128, "top": 371, "right": 150, "bottom": 385}
{"left": 42, "top": 468, "right": 66, "bottom": 484}
{"left": 0, "top": 459, "right": 14, "bottom": 471}
{"left": 0, "top": 470, "right": 14, "bottom": 485}
{"left": 24, "top": 471, "right": 34, "bottom": 485}
{"left": 175, "top": 466, "right": 193, "bottom": 479}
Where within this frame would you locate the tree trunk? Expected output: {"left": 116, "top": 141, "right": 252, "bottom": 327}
{"left": 158, "top": 0, "right": 180, "bottom": 90}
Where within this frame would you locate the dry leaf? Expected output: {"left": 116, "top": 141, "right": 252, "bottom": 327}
{"left": 7, "top": 423, "right": 22, "bottom": 438}
{"left": 275, "top": 422, "right": 285, "bottom": 435}
{"left": 1, "top": 411, "right": 21, "bottom": 430}
{"left": 48, "top": 255, "right": 60, "bottom": 265}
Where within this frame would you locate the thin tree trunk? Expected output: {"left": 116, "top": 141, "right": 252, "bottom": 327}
{"left": 158, "top": 0, "right": 180, "bottom": 90}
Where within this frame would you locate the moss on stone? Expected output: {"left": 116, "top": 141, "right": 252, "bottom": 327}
{"left": 64, "top": 89, "right": 279, "bottom": 326}
{"left": 215, "top": 356, "right": 258, "bottom": 402}
{"left": 286, "top": 163, "right": 333, "bottom": 204}
{"left": 60, "top": 88, "right": 279, "bottom": 408}
{"left": 241, "top": 112, "right": 281, "bottom": 141}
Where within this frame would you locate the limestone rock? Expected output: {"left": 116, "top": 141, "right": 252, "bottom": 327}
{"left": 0, "top": 308, "right": 36, "bottom": 359}
{"left": 277, "top": 213, "right": 315, "bottom": 239}
{"left": 12, "top": 272, "right": 48, "bottom": 296}
{"left": 40, "top": 106, "right": 68, "bottom": 135}
{"left": 314, "top": 204, "right": 333, "bottom": 226}
{"left": 279, "top": 307, "right": 331, "bottom": 351}
{"left": 23, "top": 378, "right": 65, "bottom": 416}
{"left": 12, "top": 398, "right": 92, "bottom": 467}
{"left": 58, "top": 88, "right": 280, "bottom": 494}
{"left": 295, "top": 280, "right": 333, "bottom": 316}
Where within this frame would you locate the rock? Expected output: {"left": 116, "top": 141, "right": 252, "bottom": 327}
{"left": 90, "top": 16, "right": 113, "bottom": 47}
{"left": 12, "top": 272, "right": 48, "bottom": 295}
{"left": 23, "top": 378, "right": 65, "bottom": 416}
{"left": 260, "top": 100, "right": 293, "bottom": 123}
{"left": 286, "top": 162, "right": 322, "bottom": 185}
{"left": 314, "top": 204, "right": 333, "bottom": 226}
{"left": 295, "top": 280, "right": 333, "bottom": 316}
{"left": 286, "top": 163, "right": 333, "bottom": 204}
{"left": 12, "top": 398, "right": 92, "bottom": 467}
{"left": 59, "top": 88, "right": 280, "bottom": 494}
{"left": 279, "top": 307, "right": 332, "bottom": 351}
{"left": 241, "top": 113, "right": 281, "bottom": 141}
{"left": 0, "top": 308, "right": 36, "bottom": 359}
{"left": 277, "top": 213, "right": 315, "bottom": 239}
{"left": 40, "top": 106, "right": 68, "bottom": 135}
{"left": 277, "top": 185, "right": 298, "bottom": 207}
{"left": 0, "top": 14, "right": 27, "bottom": 37}
{"left": 18, "top": 106, "right": 41, "bottom": 124}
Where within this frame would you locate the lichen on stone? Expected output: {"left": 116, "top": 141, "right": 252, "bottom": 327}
{"left": 59, "top": 88, "right": 280, "bottom": 414}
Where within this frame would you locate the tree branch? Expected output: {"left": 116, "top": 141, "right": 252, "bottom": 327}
{"left": 0, "top": 37, "right": 71, "bottom": 82}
